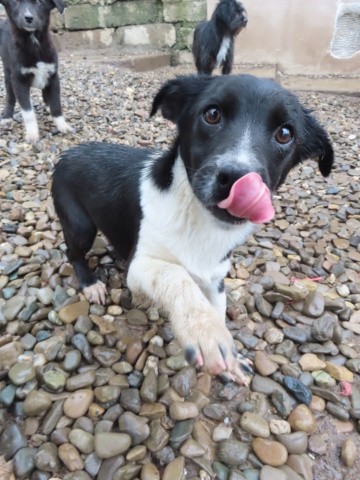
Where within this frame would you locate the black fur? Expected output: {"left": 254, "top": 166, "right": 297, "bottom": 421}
{"left": 192, "top": 0, "right": 247, "bottom": 75}
{"left": 0, "top": 0, "right": 66, "bottom": 123}
{"left": 52, "top": 74, "right": 334, "bottom": 291}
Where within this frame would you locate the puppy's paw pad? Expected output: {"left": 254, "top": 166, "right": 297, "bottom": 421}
{"left": 83, "top": 281, "right": 107, "bottom": 305}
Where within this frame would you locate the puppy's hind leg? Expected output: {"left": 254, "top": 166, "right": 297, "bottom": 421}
{"left": 55, "top": 198, "right": 107, "bottom": 304}
{"left": 1, "top": 69, "right": 15, "bottom": 129}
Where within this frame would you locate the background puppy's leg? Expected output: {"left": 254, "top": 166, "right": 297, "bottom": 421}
{"left": 128, "top": 256, "right": 249, "bottom": 384}
{"left": 13, "top": 80, "right": 39, "bottom": 143}
{"left": 222, "top": 41, "right": 234, "bottom": 75}
{"left": 43, "top": 74, "right": 72, "bottom": 134}
{"left": 1, "top": 68, "right": 16, "bottom": 123}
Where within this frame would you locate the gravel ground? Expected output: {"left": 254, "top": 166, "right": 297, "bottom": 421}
{"left": 1, "top": 58, "right": 360, "bottom": 480}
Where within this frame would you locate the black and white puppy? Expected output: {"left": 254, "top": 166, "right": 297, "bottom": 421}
{"left": 52, "top": 74, "right": 334, "bottom": 383}
{"left": 193, "top": 0, "right": 248, "bottom": 75}
{"left": 0, "top": 0, "right": 72, "bottom": 143}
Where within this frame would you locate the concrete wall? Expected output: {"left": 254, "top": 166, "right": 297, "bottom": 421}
{"left": 208, "top": 0, "right": 360, "bottom": 75}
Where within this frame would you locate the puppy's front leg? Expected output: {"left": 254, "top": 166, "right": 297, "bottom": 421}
{"left": 206, "top": 280, "right": 253, "bottom": 383}
{"left": 128, "top": 255, "right": 248, "bottom": 383}
{"left": 44, "top": 74, "right": 73, "bottom": 135}
{"left": 13, "top": 79, "right": 39, "bottom": 143}
{"left": 222, "top": 41, "right": 234, "bottom": 75}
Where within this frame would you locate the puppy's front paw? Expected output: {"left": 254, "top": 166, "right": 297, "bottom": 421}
{"left": 53, "top": 116, "right": 73, "bottom": 134}
{"left": 0, "top": 118, "right": 13, "bottom": 130}
{"left": 25, "top": 128, "right": 40, "bottom": 144}
{"left": 177, "top": 312, "right": 238, "bottom": 378}
{"left": 83, "top": 281, "right": 107, "bottom": 305}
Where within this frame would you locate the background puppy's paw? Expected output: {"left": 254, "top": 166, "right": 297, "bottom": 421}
{"left": 53, "top": 116, "right": 73, "bottom": 134}
{"left": 0, "top": 118, "right": 13, "bottom": 130}
{"left": 25, "top": 129, "right": 40, "bottom": 144}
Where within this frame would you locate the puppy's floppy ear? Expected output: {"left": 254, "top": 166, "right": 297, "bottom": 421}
{"left": 301, "top": 108, "right": 334, "bottom": 177}
{"left": 50, "top": 0, "right": 66, "bottom": 14}
{"left": 150, "top": 74, "right": 214, "bottom": 124}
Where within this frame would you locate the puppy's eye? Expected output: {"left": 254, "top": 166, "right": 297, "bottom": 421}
{"left": 275, "top": 125, "right": 293, "bottom": 144}
{"left": 204, "top": 108, "right": 221, "bottom": 125}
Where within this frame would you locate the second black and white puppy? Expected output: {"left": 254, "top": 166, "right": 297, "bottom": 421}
{"left": 0, "top": 0, "right": 72, "bottom": 143}
{"left": 52, "top": 74, "right": 334, "bottom": 383}
{"left": 193, "top": 0, "right": 248, "bottom": 75}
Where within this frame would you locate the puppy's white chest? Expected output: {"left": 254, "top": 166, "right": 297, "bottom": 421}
{"left": 217, "top": 37, "right": 231, "bottom": 67}
{"left": 21, "top": 62, "right": 56, "bottom": 89}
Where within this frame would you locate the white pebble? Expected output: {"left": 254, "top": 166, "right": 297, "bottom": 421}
{"left": 143, "top": 356, "right": 159, "bottom": 376}
{"left": 336, "top": 284, "right": 350, "bottom": 297}
{"left": 212, "top": 424, "right": 233, "bottom": 442}
{"left": 149, "top": 335, "right": 164, "bottom": 347}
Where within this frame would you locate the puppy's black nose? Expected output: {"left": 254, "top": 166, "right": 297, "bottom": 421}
{"left": 243, "top": 17, "right": 248, "bottom": 24}
{"left": 25, "top": 14, "right": 33, "bottom": 24}
{"left": 216, "top": 165, "right": 248, "bottom": 194}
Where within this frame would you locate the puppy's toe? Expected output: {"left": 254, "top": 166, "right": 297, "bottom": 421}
{"left": 185, "top": 347, "right": 204, "bottom": 368}
{"left": 237, "top": 353, "right": 254, "bottom": 374}
{"left": 197, "top": 327, "right": 235, "bottom": 376}
{"left": 83, "top": 281, "right": 107, "bottom": 305}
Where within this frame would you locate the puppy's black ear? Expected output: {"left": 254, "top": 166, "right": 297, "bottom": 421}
{"left": 51, "top": 0, "right": 66, "bottom": 14}
{"left": 301, "top": 108, "right": 334, "bottom": 177}
{"left": 151, "top": 75, "right": 214, "bottom": 123}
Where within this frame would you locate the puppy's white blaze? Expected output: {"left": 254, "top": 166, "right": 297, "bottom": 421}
{"left": 53, "top": 116, "right": 72, "bottom": 133}
{"left": 21, "top": 108, "right": 39, "bottom": 142}
{"left": 217, "top": 36, "right": 231, "bottom": 68}
{"left": 235, "top": 126, "right": 259, "bottom": 167}
{"left": 135, "top": 153, "right": 255, "bottom": 289}
{"left": 21, "top": 62, "right": 56, "bottom": 89}
{"left": 216, "top": 125, "right": 260, "bottom": 170}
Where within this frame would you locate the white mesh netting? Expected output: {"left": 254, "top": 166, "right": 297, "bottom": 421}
{"left": 331, "top": 2, "right": 360, "bottom": 58}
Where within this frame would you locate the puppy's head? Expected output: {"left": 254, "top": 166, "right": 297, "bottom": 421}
{"left": 151, "top": 74, "right": 334, "bottom": 225}
{"left": 1, "top": 0, "right": 65, "bottom": 33}
{"left": 215, "top": 0, "right": 248, "bottom": 35}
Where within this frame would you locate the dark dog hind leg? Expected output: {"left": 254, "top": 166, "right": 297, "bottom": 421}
{"left": 1, "top": 69, "right": 16, "bottom": 123}
{"left": 57, "top": 202, "right": 107, "bottom": 304}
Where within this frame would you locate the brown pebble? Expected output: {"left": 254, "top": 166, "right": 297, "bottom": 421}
{"left": 309, "top": 396, "right": 325, "bottom": 412}
{"left": 58, "top": 443, "right": 84, "bottom": 471}
{"left": 252, "top": 438, "right": 288, "bottom": 467}
{"left": 288, "top": 405, "right": 317, "bottom": 434}
{"left": 63, "top": 390, "right": 94, "bottom": 419}
{"left": 341, "top": 439, "right": 357, "bottom": 467}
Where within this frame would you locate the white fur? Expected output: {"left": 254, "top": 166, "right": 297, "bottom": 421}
{"left": 53, "top": 116, "right": 72, "bottom": 134}
{"left": 136, "top": 154, "right": 253, "bottom": 288}
{"left": 127, "top": 153, "right": 255, "bottom": 375}
{"left": 217, "top": 36, "right": 231, "bottom": 68}
{"left": 21, "top": 62, "right": 56, "bottom": 89}
{"left": 21, "top": 108, "right": 39, "bottom": 143}
{"left": 216, "top": 125, "right": 262, "bottom": 170}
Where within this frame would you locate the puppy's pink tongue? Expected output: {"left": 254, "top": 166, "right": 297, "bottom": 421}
{"left": 217, "top": 172, "right": 275, "bottom": 224}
